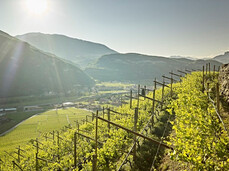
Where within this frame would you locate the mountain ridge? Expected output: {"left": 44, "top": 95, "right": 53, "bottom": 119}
{"left": 16, "top": 32, "right": 117, "bottom": 68}
{"left": 0, "top": 30, "right": 95, "bottom": 98}
{"left": 85, "top": 53, "right": 222, "bottom": 84}
{"left": 213, "top": 51, "right": 229, "bottom": 64}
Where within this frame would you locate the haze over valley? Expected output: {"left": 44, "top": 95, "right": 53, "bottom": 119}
{"left": 1, "top": 1, "right": 229, "bottom": 170}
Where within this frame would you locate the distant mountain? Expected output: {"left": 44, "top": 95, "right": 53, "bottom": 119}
{"left": 16, "top": 33, "right": 117, "bottom": 68}
{"left": 0, "top": 30, "right": 94, "bottom": 98}
{"left": 213, "top": 51, "right": 229, "bottom": 64}
{"left": 85, "top": 53, "right": 222, "bottom": 84}
{"left": 170, "top": 55, "right": 196, "bottom": 60}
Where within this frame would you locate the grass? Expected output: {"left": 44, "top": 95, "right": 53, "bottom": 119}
{"left": 96, "top": 82, "right": 134, "bottom": 88}
{"left": 0, "top": 110, "right": 45, "bottom": 135}
{"left": 0, "top": 95, "right": 81, "bottom": 108}
{"left": 99, "top": 90, "right": 128, "bottom": 94}
{"left": 0, "top": 107, "right": 91, "bottom": 156}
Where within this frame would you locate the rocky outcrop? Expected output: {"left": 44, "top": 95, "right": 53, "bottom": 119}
{"left": 219, "top": 63, "right": 229, "bottom": 103}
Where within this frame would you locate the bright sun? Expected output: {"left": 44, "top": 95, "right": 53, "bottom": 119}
{"left": 26, "top": 0, "right": 48, "bottom": 15}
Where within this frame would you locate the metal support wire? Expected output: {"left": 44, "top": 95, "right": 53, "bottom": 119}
{"left": 150, "top": 115, "right": 171, "bottom": 171}
{"left": 207, "top": 90, "right": 228, "bottom": 135}
{"left": 203, "top": 78, "right": 228, "bottom": 136}
{"left": 117, "top": 101, "right": 169, "bottom": 170}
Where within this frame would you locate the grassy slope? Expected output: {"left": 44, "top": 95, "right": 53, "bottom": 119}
{"left": 0, "top": 111, "right": 45, "bottom": 135}
{"left": 0, "top": 108, "right": 91, "bottom": 155}
{"left": 160, "top": 72, "right": 229, "bottom": 170}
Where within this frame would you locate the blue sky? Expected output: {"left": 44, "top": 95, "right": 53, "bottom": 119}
{"left": 1, "top": 0, "right": 229, "bottom": 58}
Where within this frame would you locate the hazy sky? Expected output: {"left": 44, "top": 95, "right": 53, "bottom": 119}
{"left": 1, "top": 0, "right": 229, "bottom": 58}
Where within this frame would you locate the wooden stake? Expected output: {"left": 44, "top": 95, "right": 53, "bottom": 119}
{"left": 74, "top": 132, "right": 77, "bottom": 168}
{"left": 133, "top": 108, "right": 138, "bottom": 165}
{"left": 52, "top": 130, "right": 55, "bottom": 142}
{"left": 86, "top": 116, "right": 88, "bottom": 123}
{"left": 209, "top": 63, "right": 210, "bottom": 74}
{"left": 162, "top": 78, "right": 165, "bottom": 102}
{"left": 35, "top": 153, "right": 38, "bottom": 171}
{"left": 102, "top": 107, "right": 105, "bottom": 118}
{"left": 216, "top": 83, "right": 220, "bottom": 115}
{"left": 36, "top": 138, "right": 39, "bottom": 154}
{"left": 92, "top": 112, "right": 95, "bottom": 121}
{"left": 154, "top": 78, "right": 157, "bottom": 90}
{"left": 202, "top": 65, "right": 205, "bottom": 92}
{"left": 17, "top": 146, "right": 20, "bottom": 163}
{"left": 94, "top": 110, "right": 98, "bottom": 171}
{"left": 213, "top": 65, "right": 215, "bottom": 76}
{"left": 92, "top": 154, "right": 96, "bottom": 171}
{"left": 170, "top": 74, "right": 173, "bottom": 98}
{"left": 206, "top": 63, "right": 208, "bottom": 75}
{"left": 108, "top": 108, "right": 110, "bottom": 132}
{"left": 152, "top": 89, "right": 155, "bottom": 114}
{"left": 137, "top": 85, "right": 140, "bottom": 108}
{"left": 57, "top": 131, "right": 60, "bottom": 160}
{"left": 130, "top": 90, "right": 132, "bottom": 109}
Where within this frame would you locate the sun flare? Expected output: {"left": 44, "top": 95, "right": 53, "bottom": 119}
{"left": 26, "top": 0, "right": 48, "bottom": 15}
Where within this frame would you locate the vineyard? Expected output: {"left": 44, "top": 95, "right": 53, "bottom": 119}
{"left": 0, "top": 64, "right": 228, "bottom": 170}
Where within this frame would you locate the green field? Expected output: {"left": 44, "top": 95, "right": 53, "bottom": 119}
{"left": 96, "top": 82, "right": 134, "bottom": 88}
{"left": 0, "top": 111, "right": 46, "bottom": 135}
{"left": 0, "top": 108, "right": 91, "bottom": 155}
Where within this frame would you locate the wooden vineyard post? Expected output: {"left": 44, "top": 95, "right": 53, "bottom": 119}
{"left": 17, "top": 146, "right": 21, "bottom": 163}
{"left": 151, "top": 88, "right": 156, "bottom": 127}
{"left": 133, "top": 108, "right": 138, "bottom": 166}
{"left": 130, "top": 90, "right": 133, "bottom": 109}
{"left": 152, "top": 78, "right": 156, "bottom": 114}
{"left": 209, "top": 63, "right": 210, "bottom": 74}
{"left": 57, "top": 131, "right": 60, "bottom": 146}
{"left": 202, "top": 65, "right": 205, "bottom": 92}
{"left": 74, "top": 132, "right": 77, "bottom": 168}
{"left": 142, "top": 86, "right": 146, "bottom": 100}
{"left": 57, "top": 131, "right": 60, "bottom": 160}
{"left": 36, "top": 138, "right": 39, "bottom": 154}
{"left": 77, "top": 123, "right": 80, "bottom": 133}
{"left": 108, "top": 108, "right": 110, "bottom": 132}
{"left": 92, "top": 155, "right": 96, "bottom": 171}
{"left": 206, "top": 63, "right": 208, "bottom": 75}
{"left": 154, "top": 78, "right": 157, "bottom": 90}
{"left": 12, "top": 161, "right": 15, "bottom": 169}
{"left": 94, "top": 110, "right": 98, "bottom": 171}
{"left": 207, "top": 83, "right": 210, "bottom": 99}
{"left": 92, "top": 112, "right": 95, "bottom": 121}
{"left": 102, "top": 107, "right": 105, "bottom": 118}
{"left": 213, "top": 65, "right": 215, "bottom": 76}
{"left": 35, "top": 152, "right": 38, "bottom": 171}
{"left": 152, "top": 89, "right": 155, "bottom": 114}
{"left": 162, "top": 78, "right": 165, "bottom": 104}
{"left": 137, "top": 85, "right": 140, "bottom": 108}
{"left": 52, "top": 130, "right": 55, "bottom": 143}
{"left": 170, "top": 74, "right": 173, "bottom": 98}
{"left": 216, "top": 83, "right": 220, "bottom": 115}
